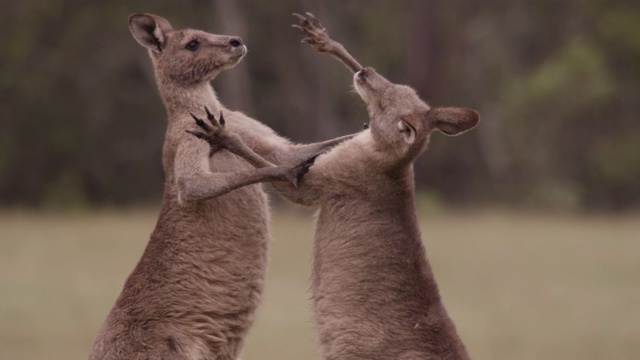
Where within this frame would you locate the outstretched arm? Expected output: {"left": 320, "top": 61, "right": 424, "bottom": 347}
{"left": 186, "top": 107, "right": 277, "bottom": 169}
{"left": 292, "top": 12, "right": 362, "bottom": 73}
{"left": 177, "top": 108, "right": 315, "bottom": 203}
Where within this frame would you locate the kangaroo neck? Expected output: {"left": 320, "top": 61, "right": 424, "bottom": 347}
{"left": 157, "top": 77, "right": 223, "bottom": 120}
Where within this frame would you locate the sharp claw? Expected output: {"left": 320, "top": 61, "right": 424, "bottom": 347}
{"left": 204, "top": 106, "right": 214, "bottom": 120}
{"left": 190, "top": 113, "right": 209, "bottom": 130}
{"left": 292, "top": 13, "right": 312, "bottom": 27}
{"left": 186, "top": 130, "right": 205, "bottom": 139}
{"left": 202, "top": 108, "right": 219, "bottom": 127}
{"left": 307, "top": 13, "right": 321, "bottom": 26}
{"left": 292, "top": 178, "right": 299, "bottom": 189}
{"left": 302, "top": 38, "right": 314, "bottom": 44}
{"left": 291, "top": 24, "right": 303, "bottom": 31}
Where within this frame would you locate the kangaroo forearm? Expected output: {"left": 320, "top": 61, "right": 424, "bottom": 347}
{"left": 327, "top": 42, "right": 362, "bottom": 73}
{"left": 178, "top": 168, "right": 284, "bottom": 202}
{"left": 275, "top": 134, "right": 356, "bottom": 165}
{"left": 224, "top": 133, "right": 277, "bottom": 169}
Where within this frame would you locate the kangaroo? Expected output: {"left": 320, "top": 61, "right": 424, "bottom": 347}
{"left": 294, "top": 15, "right": 479, "bottom": 359}
{"left": 192, "top": 13, "right": 479, "bottom": 360}
{"left": 89, "top": 13, "right": 352, "bottom": 360}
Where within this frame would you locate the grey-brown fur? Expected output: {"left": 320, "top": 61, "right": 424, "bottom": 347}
{"left": 89, "top": 13, "right": 350, "bottom": 360}
{"left": 301, "top": 67, "right": 478, "bottom": 360}
{"left": 294, "top": 14, "right": 479, "bottom": 359}
{"left": 195, "top": 14, "right": 480, "bottom": 360}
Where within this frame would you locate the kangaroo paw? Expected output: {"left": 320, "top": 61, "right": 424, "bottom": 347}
{"left": 187, "top": 108, "right": 230, "bottom": 157}
{"left": 291, "top": 12, "right": 334, "bottom": 53}
{"left": 288, "top": 154, "right": 320, "bottom": 188}
{"left": 291, "top": 12, "right": 362, "bottom": 72}
{"left": 190, "top": 113, "right": 212, "bottom": 133}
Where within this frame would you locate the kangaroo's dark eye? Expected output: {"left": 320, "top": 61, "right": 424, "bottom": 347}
{"left": 185, "top": 40, "right": 200, "bottom": 51}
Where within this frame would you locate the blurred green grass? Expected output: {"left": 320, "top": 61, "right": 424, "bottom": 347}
{"left": 0, "top": 207, "right": 639, "bottom": 360}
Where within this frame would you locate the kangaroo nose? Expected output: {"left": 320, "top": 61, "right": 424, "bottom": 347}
{"left": 229, "top": 37, "right": 243, "bottom": 47}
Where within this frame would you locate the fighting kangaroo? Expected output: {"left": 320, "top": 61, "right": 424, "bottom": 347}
{"left": 191, "top": 13, "right": 479, "bottom": 360}
{"left": 89, "top": 13, "right": 352, "bottom": 360}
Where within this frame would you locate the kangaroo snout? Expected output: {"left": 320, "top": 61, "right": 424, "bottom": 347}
{"left": 354, "top": 67, "right": 384, "bottom": 103}
{"left": 355, "top": 67, "right": 372, "bottom": 81}
{"left": 354, "top": 68, "right": 370, "bottom": 93}
{"left": 354, "top": 67, "right": 393, "bottom": 96}
{"left": 228, "top": 37, "right": 247, "bottom": 58}
{"left": 354, "top": 67, "right": 383, "bottom": 87}
{"left": 228, "top": 37, "right": 243, "bottom": 48}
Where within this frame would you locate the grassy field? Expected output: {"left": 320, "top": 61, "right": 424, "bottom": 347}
{"left": 0, "top": 207, "right": 638, "bottom": 360}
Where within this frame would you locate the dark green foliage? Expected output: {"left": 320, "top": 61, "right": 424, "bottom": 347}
{"left": 0, "top": 0, "right": 638, "bottom": 210}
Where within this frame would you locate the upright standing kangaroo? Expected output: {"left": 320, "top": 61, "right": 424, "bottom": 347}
{"left": 89, "top": 13, "right": 351, "bottom": 360}
{"left": 192, "top": 13, "right": 479, "bottom": 360}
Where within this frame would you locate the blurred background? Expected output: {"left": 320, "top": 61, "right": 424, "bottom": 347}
{"left": 0, "top": 0, "right": 639, "bottom": 359}
{"left": 2, "top": 0, "right": 639, "bottom": 211}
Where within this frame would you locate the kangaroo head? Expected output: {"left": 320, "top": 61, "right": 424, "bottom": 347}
{"left": 354, "top": 67, "right": 479, "bottom": 162}
{"left": 129, "top": 13, "right": 246, "bottom": 86}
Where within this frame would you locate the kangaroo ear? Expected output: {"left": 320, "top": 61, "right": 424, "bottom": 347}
{"left": 397, "top": 120, "right": 416, "bottom": 144}
{"left": 427, "top": 107, "right": 479, "bottom": 136}
{"left": 398, "top": 114, "right": 422, "bottom": 144}
{"left": 129, "top": 13, "right": 174, "bottom": 53}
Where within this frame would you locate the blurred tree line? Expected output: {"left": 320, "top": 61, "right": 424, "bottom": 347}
{"left": 0, "top": 0, "right": 638, "bottom": 211}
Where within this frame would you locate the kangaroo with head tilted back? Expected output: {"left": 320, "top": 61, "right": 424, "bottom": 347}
{"left": 293, "top": 14, "right": 478, "bottom": 359}
{"left": 89, "top": 13, "right": 353, "bottom": 360}
{"left": 192, "top": 13, "right": 479, "bottom": 360}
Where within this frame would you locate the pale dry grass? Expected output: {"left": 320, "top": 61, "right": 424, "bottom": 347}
{"left": 0, "top": 207, "right": 638, "bottom": 360}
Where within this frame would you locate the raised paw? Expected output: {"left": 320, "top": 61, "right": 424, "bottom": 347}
{"left": 291, "top": 12, "right": 335, "bottom": 53}
{"left": 186, "top": 107, "right": 229, "bottom": 157}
